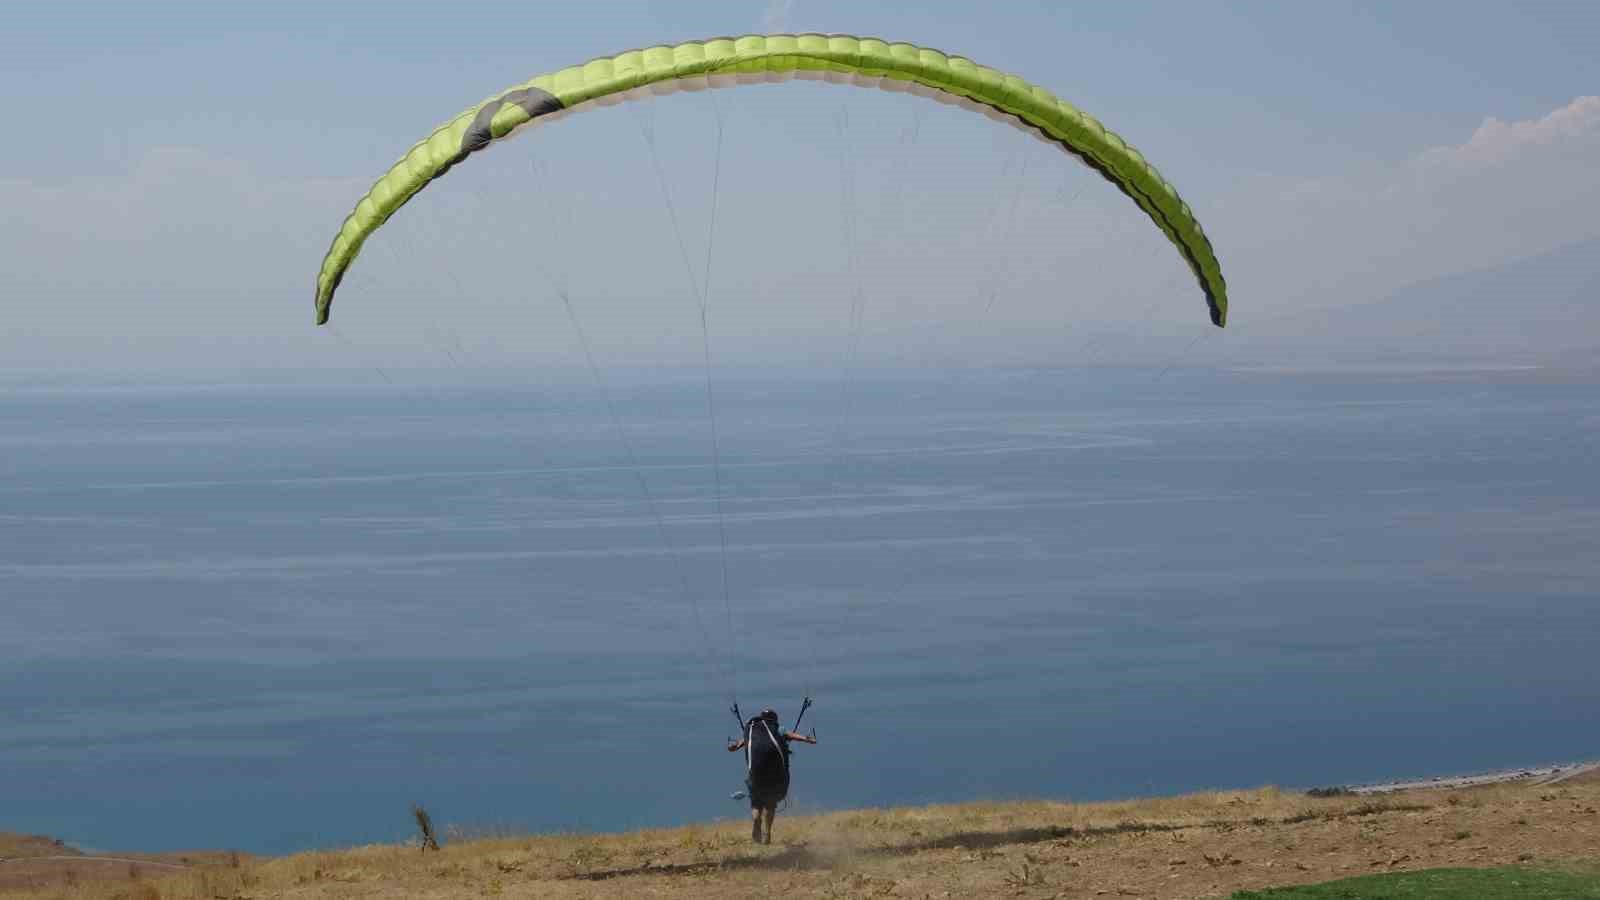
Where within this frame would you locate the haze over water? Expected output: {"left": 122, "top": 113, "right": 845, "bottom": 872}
{"left": 3, "top": 366, "right": 1596, "bottom": 854}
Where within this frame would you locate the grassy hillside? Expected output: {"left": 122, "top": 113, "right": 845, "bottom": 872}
{"left": 2, "top": 772, "right": 1596, "bottom": 898}
{"left": 1232, "top": 864, "right": 1600, "bottom": 898}
{"left": 0, "top": 836, "right": 73, "bottom": 859}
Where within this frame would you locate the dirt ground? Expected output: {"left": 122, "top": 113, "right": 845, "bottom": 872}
{"left": 0, "top": 837, "right": 242, "bottom": 895}
{"left": 3, "top": 770, "right": 1596, "bottom": 899}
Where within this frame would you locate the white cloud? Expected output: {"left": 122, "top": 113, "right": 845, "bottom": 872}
{"left": 1213, "top": 95, "right": 1600, "bottom": 326}
{"left": 1418, "top": 95, "right": 1600, "bottom": 168}
{"left": 0, "top": 147, "right": 376, "bottom": 369}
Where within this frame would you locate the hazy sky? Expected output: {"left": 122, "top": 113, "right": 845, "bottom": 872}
{"left": 3, "top": 1, "right": 1597, "bottom": 374}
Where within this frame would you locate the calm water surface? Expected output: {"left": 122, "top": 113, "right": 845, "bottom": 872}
{"left": 2, "top": 367, "right": 1596, "bottom": 853}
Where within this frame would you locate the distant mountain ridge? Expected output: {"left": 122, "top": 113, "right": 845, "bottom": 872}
{"left": 1237, "top": 237, "right": 1600, "bottom": 367}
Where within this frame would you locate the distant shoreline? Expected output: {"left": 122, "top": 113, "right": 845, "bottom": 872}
{"left": 1343, "top": 759, "right": 1599, "bottom": 794}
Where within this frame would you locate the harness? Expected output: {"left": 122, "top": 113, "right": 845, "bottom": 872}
{"left": 728, "top": 699, "right": 813, "bottom": 808}
{"left": 729, "top": 698, "right": 813, "bottom": 780}
{"left": 744, "top": 717, "right": 790, "bottom": 778}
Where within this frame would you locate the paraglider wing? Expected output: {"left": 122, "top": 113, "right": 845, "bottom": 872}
{"left": 313, "top": 34, "right": 1228, "bottom": 327}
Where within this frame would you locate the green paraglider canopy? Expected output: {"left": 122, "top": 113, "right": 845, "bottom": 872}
{"left": 313, "top": 33, "right": 1229, "bottom": 329}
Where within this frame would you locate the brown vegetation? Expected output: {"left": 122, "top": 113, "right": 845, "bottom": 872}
{"left": 2, "top": 774, "right": 1596, "bottom": 899}
{"left": 0, "top": 838, "right": 245, "bottom": 896}
{"left": 0, "top": 836, "right": 75, "bottom": 860}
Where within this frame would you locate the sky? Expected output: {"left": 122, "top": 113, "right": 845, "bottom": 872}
{"left": 2, "top": 0, "right": 1597, "bottom": 375}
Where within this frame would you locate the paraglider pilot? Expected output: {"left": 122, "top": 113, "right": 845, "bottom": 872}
{"left": 727, "top": 707, "right": 818, "bottom": 844}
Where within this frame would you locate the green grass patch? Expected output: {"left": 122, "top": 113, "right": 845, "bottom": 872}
{"left": 1231, "top": 865, "right": 1600, "bottom": 899}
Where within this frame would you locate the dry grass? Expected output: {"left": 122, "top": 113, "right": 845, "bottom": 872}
{"left": 0, "top": 836, "right": 75, "bottom": 859}
{"left": 3, "top": 777, "right": 1597, "bottom": 899}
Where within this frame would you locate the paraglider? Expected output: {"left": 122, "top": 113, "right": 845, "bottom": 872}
{"left": 313, "top": 33, "right": 1228, "bottom": 329}
{"left": 308, "top": 33, "right": 1231, "bottom": 821}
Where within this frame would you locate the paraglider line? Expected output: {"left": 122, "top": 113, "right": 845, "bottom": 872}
{"left": 324, "top": 325, "right": 394, "bottom": 386}
{"left": 634, "top": 98, "right": 741, "bottom": 703}
{"left": 1155, "top": 328, "right": 1208, "bottom": 382}
{"left": 982, "top": 151, "right": 1032, "bottom": 315}
{"left": 553, "top": 287, "right": 729, "bottom": 703}
{"left": 517, "top": 153, "right": 728, "bottom": 705}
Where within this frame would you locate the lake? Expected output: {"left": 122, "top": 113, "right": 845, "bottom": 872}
{"left": 2, "top": 366, "right": 1596, "bottom": 854}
